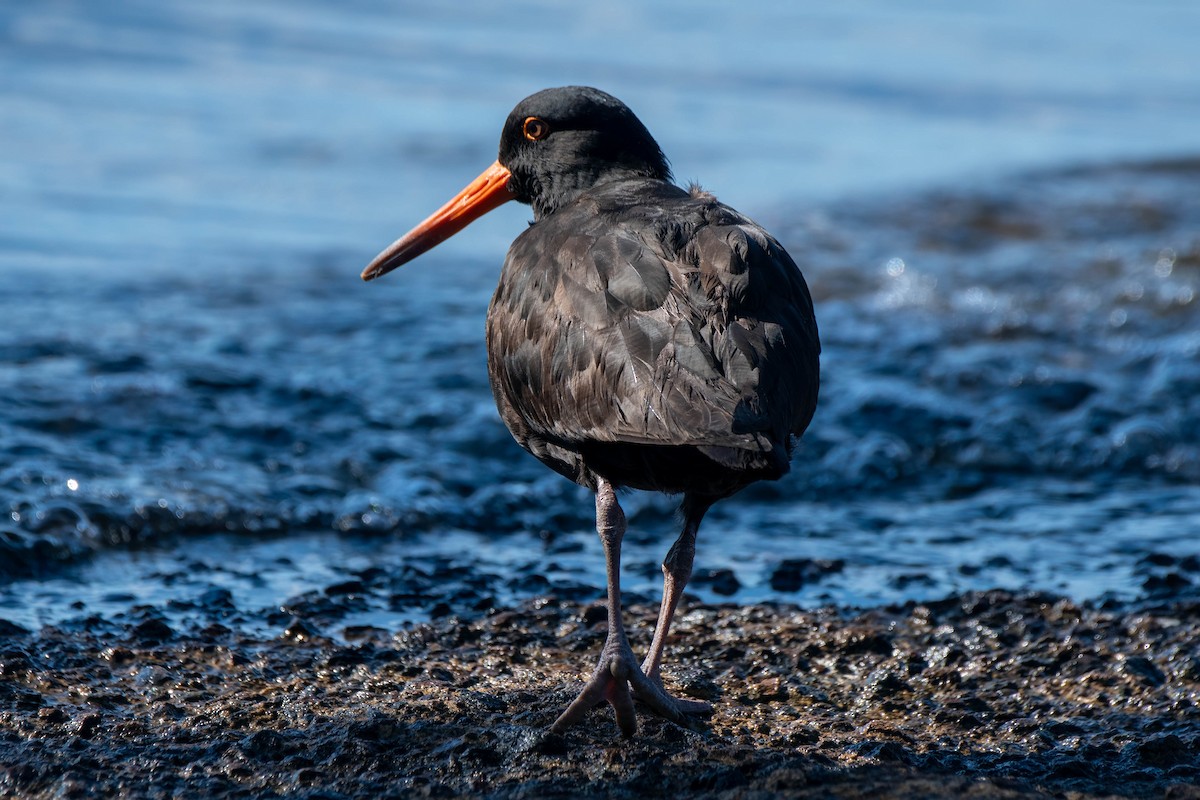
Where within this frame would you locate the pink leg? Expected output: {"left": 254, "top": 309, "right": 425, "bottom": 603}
{"left": 550, "top": 480, "right": 705, "bottom": 737}
{"left": 638, "top": 498, "right": 712, "bottom": 714}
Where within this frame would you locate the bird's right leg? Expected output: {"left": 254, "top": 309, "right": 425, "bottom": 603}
{"left": 550, "top": 479, "right": 692, "bottom": 737}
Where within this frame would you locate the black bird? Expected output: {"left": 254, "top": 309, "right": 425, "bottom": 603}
{"left": 362, "top": 86, "right": 820, "bottom": 737}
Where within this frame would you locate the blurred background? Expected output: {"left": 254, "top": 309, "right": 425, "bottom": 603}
{"left": 4, "top": 2, "right": 1200, "bottom": 274}
{"left": 2, "top": 1, "right": 1198, "bottom": 633}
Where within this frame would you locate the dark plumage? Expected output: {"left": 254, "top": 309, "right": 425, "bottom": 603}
{"left": 488, "top": 177, "right": 818, "bottom": 498}
{"left": 363, "top": 86, "right": 820, "bottom": 738}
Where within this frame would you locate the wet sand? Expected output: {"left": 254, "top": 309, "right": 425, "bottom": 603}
{"left": 2, "top": 589, "right": 1197, "bottom": 798}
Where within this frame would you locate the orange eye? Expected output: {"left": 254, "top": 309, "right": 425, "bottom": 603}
{"left": 522, "top": 116, "right": 550, "bottom": 141}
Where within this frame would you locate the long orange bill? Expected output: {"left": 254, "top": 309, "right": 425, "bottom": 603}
{"left": 361, "top": 160, "right": 516, "bottom": 281}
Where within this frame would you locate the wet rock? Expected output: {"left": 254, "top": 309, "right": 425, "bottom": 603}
{"left": 282, "top": 617, "right": 318, "bottom": 641}
{"left": 197, "top": 587, "right": 236, "bottom": 609}
{"left": 129, "top": 618, "right": 173, "bottom": 643}
{"left": 739, "top": 677, "right": 788, "bottom": 704}
{"left": 769, "top": 558, "right": 845, "bottom": 592}
{"left": 0, "top": 682, "right": 42, "bottom": 711}
{"left": 199, "top": 622, "right": 232, "bottom": 639}
{"left": 1170, "top": 656, "right": 1200, "bottom": 683}
{"left": 342, "top": 625, "right": 388, "bottom": 642}
{"left": 1119, "top": 654, "right": 1167, "bottom": 687}
{"left": 580, "top": 603, "right": 607, "bottom": 627}
{"left": 324, "top": 580, "right": 365, "bottom": 597}
{"left": 0, "top": 618, "right": 29, "bottom": 637}
{"left": 865, "top": 669, "right": 912, "bottom": 699}
{"left": 1132, "top": 734, "right": 1192, "bottom": 768}
{"left": 834, "top": 629, "right": 894, "bottom": 656}
{"left": 239, "top": 729, "right": 294, "bottom": 761}
{"left": 692, "top": 568, "right": 741, "bottom": 596}
{"left": 37, "top": 707, "right": 69, "bottom": 726}
{"left": 498, "top": 725, "right": 568, "bottom": 757}
{"left": 72, "top": 713, "right": 102, "bottom": 739}
{"left": 1144, "top": 572, "right": 1194, "bottom": 595}
{"left": 853, "top": 740, "right": 916, "bottom": 765}
{"left": 101, "top": 646, "right": 135, "bottom": 664}
{"left": 1143, "top": 552, "right": 1179, "bottom": 567}
{"left": 0, "top": 647, "right": 35, "bottom": 677}
{"left": 671, "top": 667, "right": 722, "bottom": 702}
{"left": 2, "top": 591, "right": 1200, "bottom": 798}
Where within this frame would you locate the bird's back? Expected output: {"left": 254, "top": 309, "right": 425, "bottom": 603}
{"left": 486, "top": 179, "right": 820, "bottom": 497}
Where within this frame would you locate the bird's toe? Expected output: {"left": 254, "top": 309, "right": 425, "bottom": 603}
{"left": 551, "top": 650, "right": 642, "bottom": 737}
{"left": 551, "top": 650, "right": 711, "bottom": 738}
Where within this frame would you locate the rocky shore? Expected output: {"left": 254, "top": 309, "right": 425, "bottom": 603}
{"left": 2, "top": 589, "right": 1198, "bottom": 798}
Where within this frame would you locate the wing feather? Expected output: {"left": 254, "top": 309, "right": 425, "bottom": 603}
{"left": 486, "top": 181, "right": 820, "bottom": 482}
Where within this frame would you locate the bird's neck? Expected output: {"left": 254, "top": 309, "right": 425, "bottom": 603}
{"left": 528, "top": 167, "right": 664, "bottom": 221}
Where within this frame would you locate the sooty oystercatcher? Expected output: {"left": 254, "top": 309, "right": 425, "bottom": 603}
{"left": 362, "top": 86, "right": 820, "bottom": 738}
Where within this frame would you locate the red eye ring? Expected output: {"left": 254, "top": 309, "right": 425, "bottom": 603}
{"left": 523, "top": 116, "right": 550, "bottom": 141}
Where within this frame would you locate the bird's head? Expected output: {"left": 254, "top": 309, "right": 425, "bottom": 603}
{"left": 362, "top": 86, "right": 669, "bottom": 281}
{"left": 498, "top": 86, "right": 670, "bottom": 219}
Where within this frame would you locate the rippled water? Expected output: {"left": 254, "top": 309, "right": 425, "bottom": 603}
{"left": 2, "top": 3, "right": 1199, "bottom": 631}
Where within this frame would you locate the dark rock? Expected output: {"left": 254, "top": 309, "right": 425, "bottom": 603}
{"left": 130, "top": 618, "right": 173, "bottom": 643}
{"left": 1144, "top": 572, "right": 1193, "bottom": 594}
{"left": 341, "top": 626, "right": 387, "bottom": 642}
{"left": 2, "top": 588, "right": 1200, "bottom": 798}
{"left": 689, "top": 765, "right": 748, "bottom": 792}
{"left": 240, "top": 729, "right": 292, "bottom": 761}
{"left": 101, "top": 646, "right": 136, "bottom": 664}
{"left": 581, "top": 603, "right": 607, "bottom": 627}
{"left": 837, "top": 630, "right": 894, "bottom": 656}
{"left": 73, "top": 713, "right": 102, "bottom": 739}
{"left": 282, "top": 618, "right": 317, "bottom": 641}
{"left": 0, "top": 618, "right": 30, "bottom": 637}
{"left": 37, "top": 707, "right": 69, "bottom": 725}
{"left": 1047, "top": 759, "right": 1094, "bottom": 779}
{"left": 1121, "top": 655, "right": 1167, "bottom": 686}
{"left": 199, "top": 622, "right": 232, "bottom": 638}
{"left": 866, "top": 669, "right": 912, "bottom": 698}
{"left": 324, "top": 580, "right": 365, "bottom": 597}
{"left": 0, "top": 648, "right": 34, "bottom": 676}
{"left": 693, "top": 568, "right": 741, "bottom": 596}
{"left": 1135, "top": 734, "right": 1192, "bottom": 768}
{"left": 672, "top": 667, "right": 722, "bottom": 702}
{"left": 1143, "top": 552, "right": 1178, "bottom": 567}
{"left": 198, "top": 588, "right": 236, "bottom": 609}
{"left": 854, "top": 739, "right": 916, "bottom": 765}
{"left": 769, "top": 559, "right": 845, "bottom": 592}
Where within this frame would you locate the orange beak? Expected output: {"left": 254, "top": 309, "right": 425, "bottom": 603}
{"left": 361, "top": 160, "right": 516, "bottom": 281}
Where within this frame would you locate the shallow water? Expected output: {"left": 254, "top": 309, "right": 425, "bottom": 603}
{"left": 1, "top": 3, "right": 1199, "bottom": 632}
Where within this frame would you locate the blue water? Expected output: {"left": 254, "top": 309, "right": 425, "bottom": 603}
{"left": 2, "top": 2, "right": 1199, "bottom": 632}
{"left": 5, "top": 2, "right": 1200, "bottom": 275}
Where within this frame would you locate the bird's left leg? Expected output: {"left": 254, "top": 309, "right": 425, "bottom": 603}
{"left": 636, "top": 495, "right": 713, "bottom": 714}
{"left": 550, "top": 479, "right": 694, "bottom": 737}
